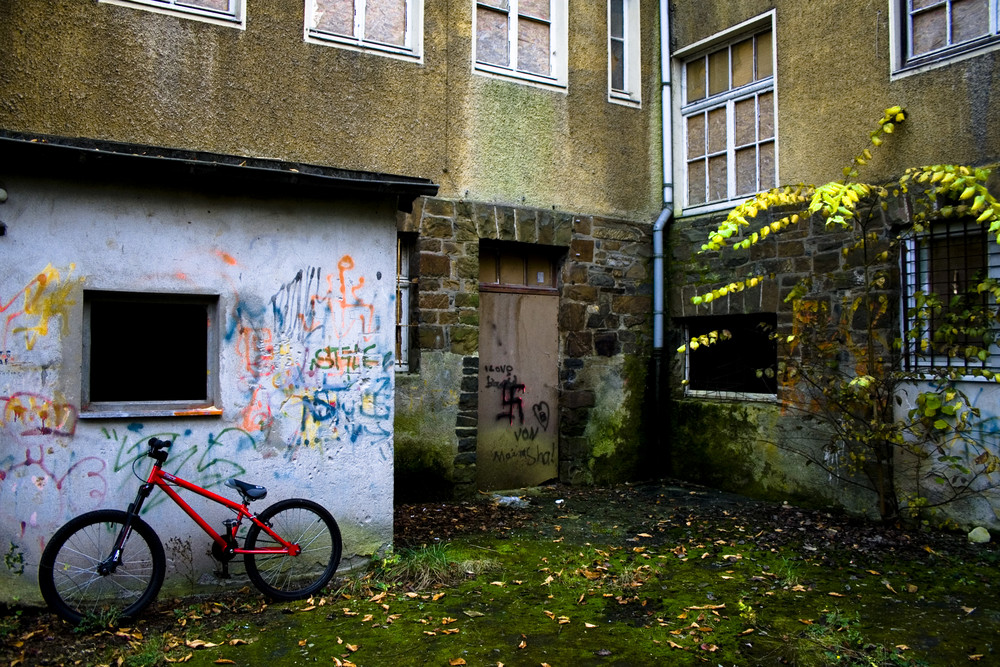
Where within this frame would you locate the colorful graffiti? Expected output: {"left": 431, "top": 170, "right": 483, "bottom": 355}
{"left": 104, "top": 425, "right": 258, "bottom": 512}
{"left": 227, "top": 256, "right": 393, "bottom": 455}
{"left": 1, "top": 264, "right": 80, "bottom": 351}
{"left": 2, "top": 392, "right": 78, "bottom": 436}
{"left": 0, "top": 445, "right": 108, "bottom": 513}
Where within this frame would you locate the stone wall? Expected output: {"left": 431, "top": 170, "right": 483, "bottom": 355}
{"left": 396, "top": 196, "right": 654, "bottom": 498}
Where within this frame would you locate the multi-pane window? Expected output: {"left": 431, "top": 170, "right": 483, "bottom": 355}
{"left": 681, "top": 28, "right": 776, "bottom": 209}
{"left": 101, "top": 0, "right": 243, "bottom": 25}
{"left": 308, "top": 0, "right": 422, "bottom": 59}
{"left": 608, "top": 0, "right": 641, "bottom": 105}
{"left": 901, "top": 219, "right": 1000, "bottom": 371}
{"left": 83, "top": 291, "right": 220, "bottom": 415}
{"left": 475, "top": 1, "right": 568, "bottom": 87}
{"left": 902, "top": 0, "right": 1000, "bottom": 67}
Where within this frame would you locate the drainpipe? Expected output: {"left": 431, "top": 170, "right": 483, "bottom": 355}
{"left": 652, "top": 0, "right": 674, "bottom": 473}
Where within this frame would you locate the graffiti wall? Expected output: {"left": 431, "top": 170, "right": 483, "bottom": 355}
{"left": 0, "top": 173, "right": 398, "bottom": 602}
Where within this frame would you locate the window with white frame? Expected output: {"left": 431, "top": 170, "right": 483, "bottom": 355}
{"left": 307, "top": 0, "right": 423, "bottom": 59}
{"left": 609, "top": 0, "right": 641, "bottom": 105}
{"left": 474, "top": 0, "right": 569, "bottom": 88}
{"left": 680, "top": 24, "right": 775, "bottom": 210}
{"left": 901, "top": 218, "right": 1000, "bottom": 372}
{"left": 83, "top": 291, "right": 221, "bottom": 416}
{"left": 100, "top": 0, "right": 243, "bottom": 26}
{"left": 895, "top": 0, "right": 1000, "bottom": 71}
{"left": 396, "top": 234, "right": 416, "bottom": 371}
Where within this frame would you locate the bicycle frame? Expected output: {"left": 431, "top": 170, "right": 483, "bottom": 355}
{"left": 101, "top": 452, "right": 298, "bottom": 575}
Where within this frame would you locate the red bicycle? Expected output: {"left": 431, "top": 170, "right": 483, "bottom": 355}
{"left": 38, "top": 437, "right": 342, "bottom": 624}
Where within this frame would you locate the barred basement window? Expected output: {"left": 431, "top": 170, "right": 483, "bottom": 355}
{"left": 396, "top": 234, "right": 417, "bottom": 371}
{"left": 683, "top": 313, "right": 777, "bottom": 396}
{"left": 901, "top": 218, "right": 1000, "bottom": 371}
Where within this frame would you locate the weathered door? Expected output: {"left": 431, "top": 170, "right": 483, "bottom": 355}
{"left": 477, "top": 286, "right": 559, "bottom": 490}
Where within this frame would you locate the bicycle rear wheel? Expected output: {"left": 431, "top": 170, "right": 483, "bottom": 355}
{"left": 38, "top": 509, "right": 165, "bottom": 624}
{"left": 244, "top": 498, "right": 341, "bottom": 600}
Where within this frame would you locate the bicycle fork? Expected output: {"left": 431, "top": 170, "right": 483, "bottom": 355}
{"left": 98, "top": 481, "right": 155, "bottom": 576}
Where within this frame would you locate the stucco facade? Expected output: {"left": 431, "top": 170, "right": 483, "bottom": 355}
{"left": 1, "top": 0, "right": 666, "bottom": 602}
{"left": 666, "top": 0, "right": 1000, "bottom": 528}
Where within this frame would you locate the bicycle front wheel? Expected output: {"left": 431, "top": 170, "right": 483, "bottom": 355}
{"left": 38, "top": 509, "right": 165, "bottom": 624}
{"left": 244, "top": 499, "right": 342, "bottom": 600}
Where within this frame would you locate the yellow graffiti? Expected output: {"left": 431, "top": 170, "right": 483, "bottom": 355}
{"left": 2, "top": 264, "right": 80, "bottom": 350}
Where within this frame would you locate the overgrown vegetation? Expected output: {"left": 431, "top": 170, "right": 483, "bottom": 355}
{"left": 679, "top": 107, "right": 1000, "bottom": 523}
{"left": 2, "top": 485, "right": 997, "bottom": 666}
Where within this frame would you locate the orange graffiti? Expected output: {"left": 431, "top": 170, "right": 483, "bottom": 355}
{"left": 2, "top": 265, "right": 80, "bottom": 350}
{"left": 336, "top": 255, "right": 375, "bottom": 337}
{"left": 216, "top": 251, "right": 238, "bottom": 265}
{"left": 1, "top": 392, "right": 78, "bottom": 436}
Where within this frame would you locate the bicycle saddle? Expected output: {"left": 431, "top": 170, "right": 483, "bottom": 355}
{"left": 225, "top": 478, "right": 267, "bottom": 501}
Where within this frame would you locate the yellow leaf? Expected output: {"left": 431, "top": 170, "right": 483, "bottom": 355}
{"left": 449, "top": 659, "right": 467, "bottom": 666}
{"left": 585, "top": 622, "right": 597, "bottom": 628}
{"left": 185, "top": 640, "right": 221, "bottom": 649}
{"left": 228, "top": 639, "right": 248, "bottom": 646}
{"left": 518, "top": 640, "right": 527, "bottom": 649}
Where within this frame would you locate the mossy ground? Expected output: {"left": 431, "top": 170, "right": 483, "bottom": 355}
{"left": 3, "top": 482, "right": 998, "bottom": 666}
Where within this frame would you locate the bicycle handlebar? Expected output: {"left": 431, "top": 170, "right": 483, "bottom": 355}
{"left": 147, "top": 438, "right": 172, "bottom": 463}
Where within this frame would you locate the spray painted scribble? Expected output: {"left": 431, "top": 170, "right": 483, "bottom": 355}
{"left": 1, "top": 265, "right": 80, "bottom": 351}
{"left": 1, "top": 392, "right": 78, "bottom": 436}
{"left": 104, "top": 426, "right": 258, "bottom": 512}
{"left": 227, "top": 257, "right": 393, "bottom": 456}
{"left": 0, "top": 445, "right": 107, "bottom": 505}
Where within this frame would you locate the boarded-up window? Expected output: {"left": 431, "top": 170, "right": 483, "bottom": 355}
{"left": 909, "top": 0, "right": 991, "bottom": 57}
{"left": 309, "top": 0, "right": 420, "bottom": 57}
{"left": 682, "top": 27, "right": 775, "bottom": 208}
{"left": 480, "top": 241, "right": 560, "bottom": 292}
{"left": 608, "top": 0, "right": 641, "bottom": 105}
{"left": 103, "top": 0, "right": 242, "bottom": 23}
{"left": 475, "top": 0, "right": 567, "bottom": 85}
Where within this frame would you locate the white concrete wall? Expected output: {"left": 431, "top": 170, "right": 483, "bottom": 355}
{"left": 895, "top": 381, "right": 1000, "bottom": 530}
{"left": 0, "top": 173, "right": 397, "bottom": 602}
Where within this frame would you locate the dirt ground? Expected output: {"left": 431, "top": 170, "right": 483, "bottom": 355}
{"left": 2, "top": 479, "right": 998, "bottom": 666}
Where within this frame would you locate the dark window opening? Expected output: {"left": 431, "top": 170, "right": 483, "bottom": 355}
{"left": 85, "top": 292, "right": 217, "bottom": 407}
{"left": 684, "top": 313, "right": 777, "bottom": 394}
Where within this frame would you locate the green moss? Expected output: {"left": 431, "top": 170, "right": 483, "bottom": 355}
{"left": 586, "top": 356, "right": 648, "bottom": 485}
{"left": 670, "top": 400, "right": 823, "bottom": 507}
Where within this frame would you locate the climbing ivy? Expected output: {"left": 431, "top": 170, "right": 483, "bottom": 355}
{"left": 679, "top": 107, "right": 1000, "bottom": 523}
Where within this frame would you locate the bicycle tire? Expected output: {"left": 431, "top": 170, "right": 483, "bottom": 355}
{"left": 38, "top": 509, "right": 165, "bottom": 624}
{"left": 244, "top": 498, "right": 342, "bottom": 600}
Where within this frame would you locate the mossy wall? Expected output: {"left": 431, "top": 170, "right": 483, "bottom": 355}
{"left": 394, "top": 352, "right": 465, "bottom": 502}
{"left": 669, "top": 399, "right": 876, "bottom": 514}
{"left": 583, "top": 355, "right": 650, "bottom": 485}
